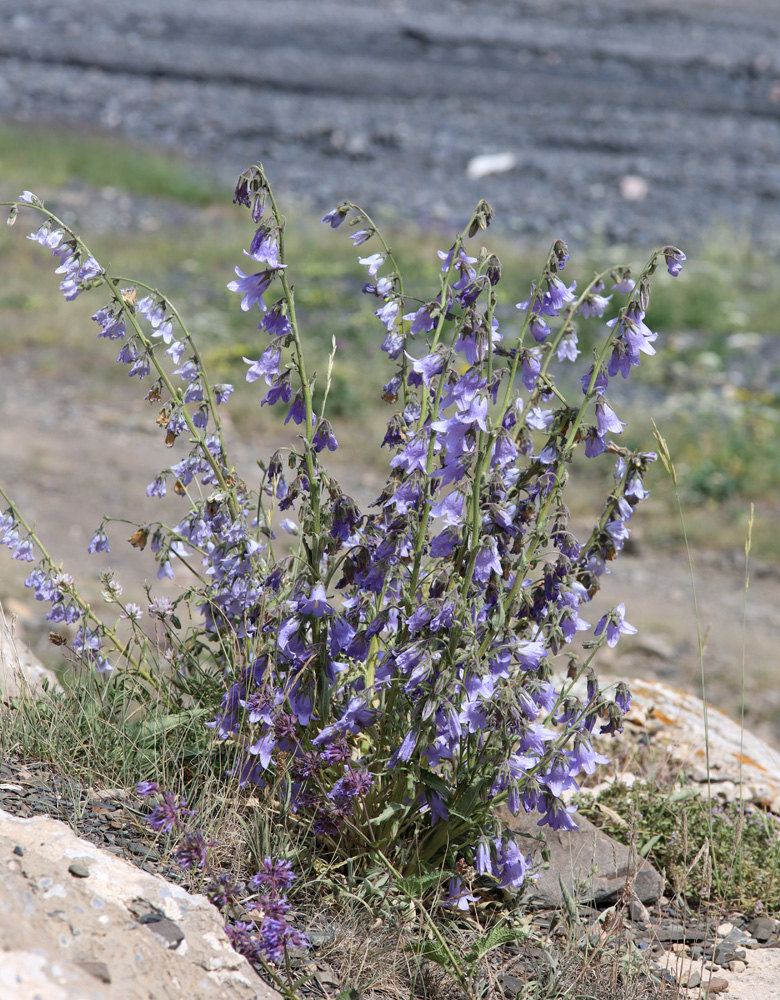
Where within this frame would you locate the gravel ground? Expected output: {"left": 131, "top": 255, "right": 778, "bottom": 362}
{"left": 2, "top": 0, "right": 780, "bottom": 248}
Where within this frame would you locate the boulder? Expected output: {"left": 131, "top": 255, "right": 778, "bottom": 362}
{"left": 0, "top": 601, "right": 61, "bottom": 701}
{"left": 0, "top": 807, "right": 281, "bottom": 1000}
{"left": 499, "top": 807, "right": 664, "bottom": 909}
{"left": 598, "top": 677, "right": 780, "bottom": 813}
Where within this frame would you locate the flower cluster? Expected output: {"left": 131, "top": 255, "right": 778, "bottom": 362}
{"left": 136, "top": 783, "right": 307, "bottom": 965}
{"left": 137, "top": 782, "right": 196, "bottom": 832}
{"left": 2, "top": 170, "right": 684, "bottom": 898}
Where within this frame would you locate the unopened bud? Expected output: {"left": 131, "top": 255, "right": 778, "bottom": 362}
{"left": 638, "top": 277, "right": 651, "bottom": 312}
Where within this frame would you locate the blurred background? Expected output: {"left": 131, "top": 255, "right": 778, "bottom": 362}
{"left": 1, "top": 0, "right": 780, "bottom": 733}
{"left": 3, "top": 0, "right": 780, "bottom": 245}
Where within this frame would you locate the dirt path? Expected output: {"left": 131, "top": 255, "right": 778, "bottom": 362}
{"left": 2, "top": 0, "right": 780, "bottom": 248}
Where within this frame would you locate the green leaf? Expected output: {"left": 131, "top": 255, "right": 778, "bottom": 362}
{"left": 651, "top": 420, "right": 677, "bottom": 486}
{"left": 369, "top": 801, "right": 408, "bottom": 826}
{"left": 559, "top": 876, "right": 579, "bottom": 923}
{"left": 457, "top": 783, "right": 481, "bottom": 816}
{"left": 335, "top": 989, "right": 362, "bottom": 1000}
{"left": 410, "top": 939, "right": 453, "bottom": 970}
{"left": 640, "top": 833, "right": 663, "bottom": 857}
{"left": 492, "top": 597, "right": 506, "bottom": 634}
{"left": 130, "top": 709, "right": 210, "bottom": 746}
{"left": 395, "top": 872, "right": 443, "bottom": 899}
{"left": 419, "top": 769, "right": 450, "bottom": 798}
{"left": 465, "top": 924, "right": 530, "bottom": 964}
{"left": 667, "top": 786, "right": 701, "bottom": 804}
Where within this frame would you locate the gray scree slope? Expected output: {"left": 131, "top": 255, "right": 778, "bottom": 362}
{"left": 1, "top": 0, "right": 779, "bottom": 247}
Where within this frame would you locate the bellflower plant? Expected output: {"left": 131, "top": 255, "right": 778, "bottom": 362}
{"left": 1, "top": 171, "right": 684, "bottom": 904}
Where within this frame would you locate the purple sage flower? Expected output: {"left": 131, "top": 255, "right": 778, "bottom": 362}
{"left": 174, "top": 830, "right": 216, "bottom": 870}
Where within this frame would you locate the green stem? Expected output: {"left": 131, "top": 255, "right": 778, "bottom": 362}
{"left": 374, "top": 849, "right": 472, "bottom": 997}
{"left": 263, "top": 180, "right": 322, "bottom": 559}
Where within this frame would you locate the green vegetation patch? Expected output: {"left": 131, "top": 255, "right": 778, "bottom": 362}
{"left": 0, "top": 121, "right": 221, "bottom": 204}
{"left": 579, "top": 779, "right": 780, "bottom": 914}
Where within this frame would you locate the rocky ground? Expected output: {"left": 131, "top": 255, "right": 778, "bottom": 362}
{"left": 1, "top": 0, "right": 780, "bottom": 249}
{"left": 6, "top": 637, "right": 780, "bottom": 997}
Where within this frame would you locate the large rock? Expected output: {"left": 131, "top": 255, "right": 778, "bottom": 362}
{"left": 599, "top": 677, "right": 780, "bottom": 814}
{"left": 0, "top": 601, "right": 61, "bottom": 701}
{"left": 500, "top": 807, "right": 664, "bottom": 909}
{"left": 0, "top": 807, "right": 281, "bottom": 1000}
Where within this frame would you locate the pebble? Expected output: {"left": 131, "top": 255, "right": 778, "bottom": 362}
{"left": 704, "top": 977, "right": 729, "bottom": 995}
{"left": 729, "top": 960, "right": 747, "bottom": 973}
{"left": 138, "top": 913, "right": 185, "bottom": 950}
{"left": 498, "top": 973, "right": 524, "bottom": 997}
{"left": 684, "top": 968, "right": 701, "bottom": 988}
{"left": 713, "top": 942, "right": 739, "bottom": 965}
{"left": 747, "top": 915, "right": 775, "bottom": 941}
{"left": 67, "top": 861, "right": 90, "bottom": 878}
{"left": 627, "top": 897, "right": 650, "bottom": 923}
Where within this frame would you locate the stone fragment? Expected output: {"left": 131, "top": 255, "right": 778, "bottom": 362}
{"left": 655, "top": 920, "right": 708, "bottom": 943}
{"left": 466, "top": 152, "right": 517, "bottom": 180}
{"left": 75, "top": 959, "right": 112, "bottom": 982}
{"left": 684, "top": 968, "right": 701, "bottom": 988}
{"left": 498, "top": 972, "right": 525, "bottom": 996}
{"left": 747, "top": 915, "right": 775, "bottom": 941}
{"left": 705, "top": 977, "right": 729, "bottom": 995}
{"left": 729, "top": 960, "right": 747, "bottom": 973}
{"left": 627, "top": 896, "right": 650, "bottom": 923}
{"left": 139, "top": 913, "right": 186, "bottom": 949}
{"left": 619, "top": 175, "right": 649, "bottom": 201}
{"left": 68, "top": 860, "right": 90, "bottom": 878}
{"left": 713, "top": 942, "right": 739, "bottom": 966}
{"left": 499, "top": 808, "right": 663, "bottom": 908}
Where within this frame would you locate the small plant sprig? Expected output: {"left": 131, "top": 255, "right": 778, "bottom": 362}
{"left": 1, "top": 174, "right": 685, "bottom": 904}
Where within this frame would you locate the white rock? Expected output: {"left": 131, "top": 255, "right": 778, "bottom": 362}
{"left": 619, "top": 175, "right": 648, "bottom": 201}
{"left": 578, "top": 676, "right": 780, "bottom": 816}
{"left": 466, "top": 152, "right": 517, "bottom": 180}
{"left": 0, "top": 600, "right": 61, "bottom": 700}
{"left": 657, "top": 949, "right": 703, "bottom": 988}
{"left": 0, "top": 808, "right": 279, "bottom": 1000}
